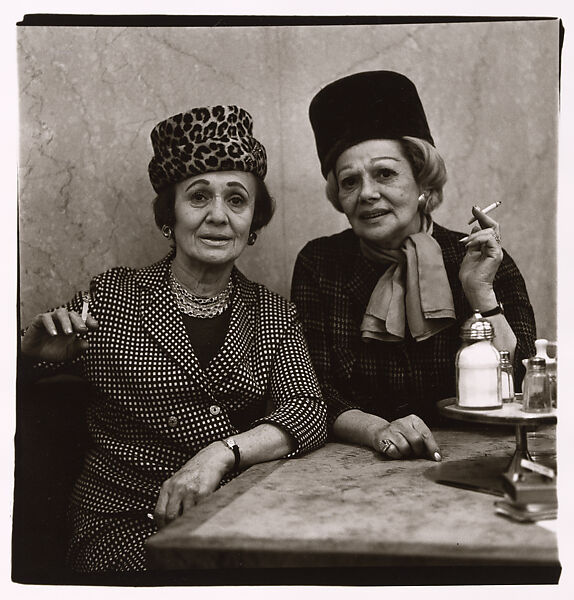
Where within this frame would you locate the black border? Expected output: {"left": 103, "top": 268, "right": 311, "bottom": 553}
{"left": 17, "top": 14, "right": 557, "bottom": 27}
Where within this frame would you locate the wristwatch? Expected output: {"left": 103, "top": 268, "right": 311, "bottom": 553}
{"left": 220, "top": 437, "right": 241, "bottom": 471}
{"left": 480, "top": 304, "right": 504, "bottom": 318}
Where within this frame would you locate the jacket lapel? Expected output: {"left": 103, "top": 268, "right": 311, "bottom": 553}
{"left": 135, "top": 254, "right": 213, "bottom": 396}
{"left": 344, "top": 249, "right": 384, "bottom": 315}
{"left": 135, "top": 258, "right": 258, "bottom": 396}
{"left": 206, "top": 268, "right": 256, "bottom": 388}
{"left": 336, "top": 239, "right": 388, "bottom": 380}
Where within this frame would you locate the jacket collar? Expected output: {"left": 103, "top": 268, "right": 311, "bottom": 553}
{"left": 134, "top": 252, "right": 257, "bottom": 392}
{"left": 343, "top": 234, "right": 384, "bottom": 315}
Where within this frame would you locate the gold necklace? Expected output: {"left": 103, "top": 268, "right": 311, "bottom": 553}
{"left": 169, "top": 269, "right": 233, "bottom": 318}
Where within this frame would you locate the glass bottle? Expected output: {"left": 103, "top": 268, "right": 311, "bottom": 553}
{"left": 522, "top": 357, "right": 551, "bottom": 412}
{"left": 456, "top": 311, "right": 501, "bottom": 409}
{"left": 533, "top": 339, "right": 557, "bottom": 407}
{"left": 546, "top": 342, "right": 557, "bottom": 408}
{"left": 499, "top": 350, "right": 515, "bottom": 403}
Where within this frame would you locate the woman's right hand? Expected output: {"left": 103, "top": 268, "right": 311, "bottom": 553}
{"left": 370, "top": 414, "right": 442, "bottom": 461}
{"left": 21, "top": 307, "right": 99, "bottom": 362}
{"left": 333, "top": 409, "right": 442, "bottom": 462}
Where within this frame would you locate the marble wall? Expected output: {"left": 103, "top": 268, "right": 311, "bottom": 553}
{"left": 18, "top": 20, "right": 559, "bottom": 339}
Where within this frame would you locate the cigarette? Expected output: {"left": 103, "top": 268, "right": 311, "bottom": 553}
{"left": 467, "top": 201, "right": 502, "bottom": 224}
{"left": 81, "top": 292, "right": 89, "bottom": 323}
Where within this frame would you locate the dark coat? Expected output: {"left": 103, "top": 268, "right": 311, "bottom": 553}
{"left": 291, "top": 224, "right": 536, "bottom": 429}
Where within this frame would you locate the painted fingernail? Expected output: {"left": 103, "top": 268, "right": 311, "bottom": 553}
{"left": 434, "top": 452, "right": 442, "bottom": 462}
{"left": 459, "top": 236, "right": 469, "bottom": 243}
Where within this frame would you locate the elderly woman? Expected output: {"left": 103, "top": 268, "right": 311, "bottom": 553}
{"left": 291, "top": 71, "right": 535, "bottom": 462}
{"left": 21, "top": 105, "right": 327, "bottom": 573}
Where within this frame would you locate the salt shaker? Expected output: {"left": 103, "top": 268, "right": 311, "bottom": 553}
{"left": 499, "top": 350, "right": 515, "bottom": 403}
{"left": 456, "top": 311, "right": 501, "bottom": 409}
{"left": 522, "top": 357, "right": 551, "bottom": 412}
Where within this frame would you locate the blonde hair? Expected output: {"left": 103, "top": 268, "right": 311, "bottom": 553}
{"left": 325, "top": 136, "right": 447, "bottom": 214}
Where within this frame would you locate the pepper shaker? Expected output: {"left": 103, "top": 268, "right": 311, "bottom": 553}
{"left": 522, "top": 357, "right": 551, "bottom": 413}
{"left": 499, "top": 350, "right": 515, "bottom": 403}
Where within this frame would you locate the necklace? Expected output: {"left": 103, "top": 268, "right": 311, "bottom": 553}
{"left": 169, "top": 268, "right": 233, "bottom": 318}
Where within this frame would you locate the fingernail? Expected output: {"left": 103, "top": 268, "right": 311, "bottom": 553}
{"left": 459, "top": 236, "right": 469, "bottom": 243}
{"left": 434, "top": 452, "right": 442, "bottom": 462}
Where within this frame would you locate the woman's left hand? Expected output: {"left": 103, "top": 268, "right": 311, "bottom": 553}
{"left": 154, "top": 442, "right": 233, "bottom": 528}
{"left": 458, "top": 205, "right": 503, "bottom": 307}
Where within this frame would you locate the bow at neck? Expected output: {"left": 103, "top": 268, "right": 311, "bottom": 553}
{"left": 360, "top": 214, "right": 456, "bottom": 342}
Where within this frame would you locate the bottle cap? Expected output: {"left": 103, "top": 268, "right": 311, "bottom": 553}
{"left": 528, "top": 356, "right": 547, "bottom": 369}
{"left": 499, "top": 350, "right": 510, "bottom": 361}
{"left": 534, "top": 338, "right": 549, "bottom": 360}
{"left": 460, "top": 310, "right": 495, "bottom": 341}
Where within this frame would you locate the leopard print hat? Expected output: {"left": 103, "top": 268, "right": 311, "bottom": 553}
{"left": 148, "top": 105, "right": 267, "bottom": 192}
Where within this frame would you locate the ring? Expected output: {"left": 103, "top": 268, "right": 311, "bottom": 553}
{"left": 493, "top": 231, "right": 501, "bottom": 244}
{"left": 380, "top": 439, "right": 394, "bottom": 454}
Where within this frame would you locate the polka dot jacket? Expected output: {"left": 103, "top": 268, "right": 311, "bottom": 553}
{"left": 28, "top": 253, "right": 327, "bottom": 571}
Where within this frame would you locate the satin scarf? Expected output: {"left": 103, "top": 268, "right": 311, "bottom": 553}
{"left": 360, "top": 215, "right": 456, "bottom": 342}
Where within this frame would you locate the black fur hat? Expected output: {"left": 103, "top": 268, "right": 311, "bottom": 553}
{"left": 309, "top": 71, "right": 434, "bottom": 178}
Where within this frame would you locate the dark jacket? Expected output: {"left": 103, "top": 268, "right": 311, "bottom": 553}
{"left": 291, "top": 224, "right": 536, "bottom": 429}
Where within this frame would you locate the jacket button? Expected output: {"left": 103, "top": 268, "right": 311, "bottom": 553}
{"left": 209, "top": 405, "right": 221, "bottom": 415}
{"left": 167, "top": 415, "right": 178, "bottom": 428}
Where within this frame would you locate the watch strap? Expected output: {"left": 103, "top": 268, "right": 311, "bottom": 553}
{"left": 221, "top": 437, "right": 240, "bottom": 471}
{"left": 480, "top": 304, "right": 503, "bottom": 317}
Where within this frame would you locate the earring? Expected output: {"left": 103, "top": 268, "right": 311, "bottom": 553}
{"left": 418, "top": 192, "right": 432, "bottom": 214}
{"left": 247, "top": 231, "right": 257, "bottom": 246}
{"left": 161, "top": 225, "right": 173, "bottom": 239}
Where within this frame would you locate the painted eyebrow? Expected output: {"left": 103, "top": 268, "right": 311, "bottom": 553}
{"left": 184, "top": 180, "right": 249, "bottom": 194}
{"left": 185, "top": 179, "right": 210, "bottom": 192}
{"left": 225, "top": 181, "right": 249, "bottom": 193}
{"left": 370, "top": 156, "right": 401, "bottom": 163}
{"left": 337, "top": 156, "right": 401, "bottom": 177}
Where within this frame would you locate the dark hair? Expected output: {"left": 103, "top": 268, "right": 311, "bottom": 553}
{"left": 153, "top": 175, "right": 275, "bottom": 235}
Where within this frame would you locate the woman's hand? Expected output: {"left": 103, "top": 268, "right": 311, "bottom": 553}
{"left": 459, "top": 206, "right": 503, "bottom": 309}
{"left": 154, "top": 442, "right": 233, "bottom": 529}
{"left": 371, "top": 414, "right": 442, "bottom": 461}
{"left": 21, "top": 307, "right": 99, "bottom": 362}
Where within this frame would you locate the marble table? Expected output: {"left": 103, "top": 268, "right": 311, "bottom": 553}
{"left": 145, "top": 426, "right": 559, "bottom": 578}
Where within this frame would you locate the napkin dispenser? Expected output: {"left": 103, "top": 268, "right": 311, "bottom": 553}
{"left": 501, "top": 459, "right": 557, "bottom": 506}
{"left": 496, "top": 460, "right": 557, "bottom": 522}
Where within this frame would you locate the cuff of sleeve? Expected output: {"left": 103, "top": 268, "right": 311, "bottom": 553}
{"left": 252, "top": 396, "right": 327, "bottom": 458}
